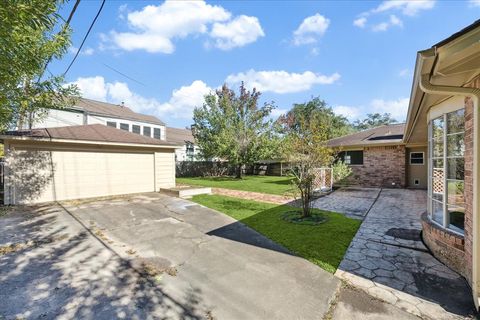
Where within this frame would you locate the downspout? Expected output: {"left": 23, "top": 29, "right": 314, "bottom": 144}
{"left": 420, "top": 73, "right": 480, "bottom": 308}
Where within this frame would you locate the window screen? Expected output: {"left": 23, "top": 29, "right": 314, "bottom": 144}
{"left": 338, "top": 150, "right": 363, "bottom": 165}
{"left": 120, "top": 123, "right": 129, "bottom": 131}
{"left": 410, "top": 152, "right": 424, "bottom": 165}
{"left": 143, "top": 126, "right": 151, "bottom": 137}
{"left": 153, "top": 128, "right": 161, "bottom": 139}
{"left": 106, "top": 121, "right": 117, "bottom": 128}
{"left": 132, "top": 125, "right": 140, "bottom": 134}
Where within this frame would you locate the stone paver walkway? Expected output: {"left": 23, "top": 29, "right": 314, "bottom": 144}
{"left": 212, "top": 187, "right": 294, "bottom": 205}
{"left": 336, "top": 189, "right": 476, "bottom": 320}
{"left": 311, "top": 187, "right": 381, "bottom": 219}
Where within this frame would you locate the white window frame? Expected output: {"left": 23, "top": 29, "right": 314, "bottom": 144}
{"left": 428, "top": 110, "right": 465, "bottom": 235}
{"left": 409, "top": 152, "right": 424, "bottom": 165}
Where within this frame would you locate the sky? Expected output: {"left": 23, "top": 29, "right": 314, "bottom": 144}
{"left": 48, "top": 0, "right": 480, "bottom": 129}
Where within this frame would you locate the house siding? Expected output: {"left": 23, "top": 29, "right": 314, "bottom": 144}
{"left": 342, "top": 145, "right": 406, "bottom": 188}
{"left": 155, "top": 151, "right": 176, "bottom": 189}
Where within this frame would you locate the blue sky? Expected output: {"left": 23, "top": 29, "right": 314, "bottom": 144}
{"left": 48, "top": 0, "right": 480, "bottom": 128}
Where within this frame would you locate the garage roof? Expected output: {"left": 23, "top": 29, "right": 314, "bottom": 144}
{"left": 2, "top": 124, "right": 181, "bottom": 148}
{"left": 327, "top": 123, "right": 405, "bottom": 148}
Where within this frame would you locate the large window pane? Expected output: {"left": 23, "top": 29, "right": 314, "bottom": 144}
{"left": 447, "top": 133, "right": 464, "bottom": 156}
{"left": 446, "top": 158, "right": 465, "bottom": 180}
{"left": 448, "top": 206, "right": 465, "bottom": 232}
{"left": 432, "top": 117, "right": 444, "bottom": 138}
{"left": 432, "top": 192, "right": 443, "bottom": 202}
{"left": 447, "top": 109, "right": 465, "bottom": 134}
{"left": 433, "top": 138, "right": 444, "bottom": 157}
{"left": 447, "top": 180, "right": 465, "bottom": 207}
{"left": 432, "top": 200, "right": 443, "bottom": 224}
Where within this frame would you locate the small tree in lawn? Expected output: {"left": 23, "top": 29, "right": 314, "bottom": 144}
{"left": 285, "top": 112, "right": 333, "bottom": 218}
{"left": 193, "top": 83, "right": 280, "bottom": 179}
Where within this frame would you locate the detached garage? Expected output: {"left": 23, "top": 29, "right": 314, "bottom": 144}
{"left": 1, "top": 124, "right": 179, "bottom": 205}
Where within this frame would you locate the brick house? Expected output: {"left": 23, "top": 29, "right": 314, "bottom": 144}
{"left": 330, "top": 20, "right": 480, "bottom": 308}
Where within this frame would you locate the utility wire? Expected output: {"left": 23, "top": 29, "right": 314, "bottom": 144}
{"left": 101, "top": 62, "right": 147, "bottom": 87}
{"left": 38, "top": 0, "right": 81, "bottom": 80}
{"left": 64, "top": 0, "right": 106, "bottom": 76}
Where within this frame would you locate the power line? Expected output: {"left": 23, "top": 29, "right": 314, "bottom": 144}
{"left": 101, "top": 62, "right": 147, "bottom": 87}
{"left": 39, "top": 0, "right": 81, "bottom": 80}
{"left": 64, "top": 0, "right": 106, "bottom": 76}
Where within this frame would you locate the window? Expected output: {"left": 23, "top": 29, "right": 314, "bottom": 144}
{"left": 410, "top": 152, "right": 424, "bottom": 165}
{"left": 153, "top": 128, "right": 161, "bottom": 139}
{"left": 132, "top": 125, "right": 140, "bottom": 134}
{"left": 186, "top": 142, "right": 195, "bottom": 161}
{"left": 143, "top": 126, "right": 151, "bottom": 137}
{"left": 338, "top": 150, "right": 363, "bottom": 165}
{"left": 120, "top": 123, "right": 129, "bottom": 131}
{"left": 106, "top": 121, "right": 117, "bottom": 128}
{"left": 428, "top": 108, "right": 465, "bottom": 234}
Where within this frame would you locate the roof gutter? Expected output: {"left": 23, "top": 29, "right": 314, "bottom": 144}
{"left": 419, "top": 61, "right": 480, "bottom": 309}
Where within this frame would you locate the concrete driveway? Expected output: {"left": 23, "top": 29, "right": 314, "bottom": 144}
{"left": 0, "top": 193, "right": 339, "bottom": 319}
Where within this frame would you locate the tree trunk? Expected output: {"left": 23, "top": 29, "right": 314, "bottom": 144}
{"left": 235, "top": 164, "right": 243, "bottom": 179}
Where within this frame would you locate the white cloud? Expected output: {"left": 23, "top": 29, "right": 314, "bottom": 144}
{"left": 372, "top": 0, "right": 435, "bottom": 16}
{"left": 270, "top": 108, "right": 289, "bottom": 119}
{"left": 354, "top": 0, "right": 434, "bottom": 30}
{"left": 210, "top": 15, "right": 264, "bottom": 50}
{"left": 353, "top": 17, "right": 367, "bottom": 28}
{"left": 333, "top": 105, "right": 362, "bottom": 121}
{"left": 70, "top": 76, "right": 212, "bottom": 121}
{"left": 333, "top": 98, "right": 409, "bottom": 122}
{"left": 372, "top": 15, "right": 403, "bottom": 32}
{"left": 158, "top": 80, "right": 213, "bottom": 119}
{"left": 68, "top": 46, "right": 95, "bottom": 56}
{"left": 370, "top": 97, "right": 409, "bottom": 120}
{"left": 225, "top": 69, "right": 340, "bottom": 94}
{"left": 107, "top": 1, "right": 263, "bottom": 53}
{"left": 293, "top": 13, "right": 330, "bottom": 46}
{"left": 72, "top": 76, "right": 107, "bottom": 101}
{"left": 469, "top": 0, "right": 480, "bottom": 6}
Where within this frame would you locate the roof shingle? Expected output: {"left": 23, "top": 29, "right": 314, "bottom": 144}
{"left": 327, "top": 123, "right": 405, "bottom": 148}
{"left": 4, "top": 124, "right": 180, "bottom": 147}
{"left": 76, "top": 98, "right": 165, "bottom": 125}
{"left": 166, "top": 127, "right": 194, "bottom": 145}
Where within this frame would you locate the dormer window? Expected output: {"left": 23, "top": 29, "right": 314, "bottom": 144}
{"left": 143, "top": 126, "right": 151, "bottom": 137}
{"left": 154, "top": 128, "right": 161, "bottom": 139}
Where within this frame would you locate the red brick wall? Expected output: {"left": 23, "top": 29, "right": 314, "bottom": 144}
{"left": 342, "top": 145, "right": 406, "bottom": 188}
{"left": 421, "top": 212, "right": 467, "bottom": 278}
{"left": 463, "top": 78, "right": 479, "bottom": 284}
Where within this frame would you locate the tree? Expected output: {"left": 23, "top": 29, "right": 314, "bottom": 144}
{"left": 352, "top": 113, "right": 398, "bottom": 131}
{"left": 278, "top": 97, "right": 352, "bottom": 139}
{"left": 0, "top": 0, "right": 79, "bottom": 132}
{"left": 193, "top": 83, "right": 280, "bottom": 179}
{"left": 284, "top": 112, "right": 333, "bottom": 218}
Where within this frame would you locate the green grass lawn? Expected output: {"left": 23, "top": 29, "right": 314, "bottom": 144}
{"left": 177, "top": 175, "right": 294, "bottom": 196}
{"left": 191, "top": 194, "right": 361, "bottom": 273}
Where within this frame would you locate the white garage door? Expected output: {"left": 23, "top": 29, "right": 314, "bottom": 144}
{"left": 9, "top": 149, "right": 155, "bottom": 204}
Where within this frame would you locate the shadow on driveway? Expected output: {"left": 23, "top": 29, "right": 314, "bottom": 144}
{"left": 0, "top": 204, "right": 208, "bottom": 319}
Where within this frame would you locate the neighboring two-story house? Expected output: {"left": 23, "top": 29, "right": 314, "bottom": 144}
{"left": 166, "top": 127, "right": 201, "bottom": 161}
{"left": 24, "top": 98, "right": 166, "bottom": 141}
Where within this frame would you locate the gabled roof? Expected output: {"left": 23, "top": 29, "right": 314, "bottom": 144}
{"left": 74, "top": 98, "right": 165, "bottom": 126}
{"left": 166, "top": 127, "right": 195, "bottom": 144}
{"left": 327, "top": 123, "right": 405, "bottom": 148}
{"left": 2, "top": 124, "right": 180, "bottom": 148}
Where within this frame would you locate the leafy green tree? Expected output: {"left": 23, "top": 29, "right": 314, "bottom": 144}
{"left": 193, "top": 83, "right": 280, "bottom": 179}
{"left": 284, "top": 112, "right": 333, "bottom": 218}
{"left": 0, "top": 0, "right": 79, "bottom": 131}
{"left": 352, "top": 113, "right": 398, "bottom": 131}
{"left": 279, "top": 97, "right": 352, "bottom": 139}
